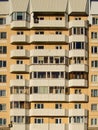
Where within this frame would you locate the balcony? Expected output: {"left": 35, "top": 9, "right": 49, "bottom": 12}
{"left": 11, "top": 124, "right": 29, "bottom": 130}
{"left": 69, "top": 35, "right": 87, "bottom": 42}
{"left": 69, "top": 94, "right": 88, "bottom": 102}
{"left": 29, "top": 109, "right": 68, "bottom": 116}
{"left": 10, "top": 49, "right": 29, "bottom": 58}
{"left": 10, "top": 35, "right": 29, "bottom": 44}
{"left": 69, "top": 50, "right": 88, "bottom": 57}
{"left": 68, "top": 109, "right": 88, "bottom": 116}
{"left": 30, "top": 34, "right": 69, "bottom": 43}
{"left": 10, "top": 94, "right": 29, "bottom": 101}
{"left": 10, "top": 79, "right": 29, "bottom": 86}
{"left": 30, "top": 124, "right": 66, "bottom": 130}
{"left": 31, "top": 19, "right": 68, "bottom": 28}
{"left": 29, "top": 94, "right": 68, "bottom": 102}
{"left": 69, "top": 64, "right": 88, "bottom": 72}
{"left": 10, "top": 64, "right": 29, "bottom": 73}
{"left": 30, "top": 65, "right": 66, "bottom": 72}
{"left": 11, "top": 21, "right": 29, "bottom": 29}
{"left": 69, "top": 20, "right": 88, "bottom": 28}
{"left": 50, "top": 124, "right": 66, "bottom": 130}
{"left": 30, "top": 49, "right": 68, "bottom": 57}
{"left": 10, "top": 109, "right": 29, "bottom": 116}
{"left": 67, "top": 123, "right": 87, "bottom": 130}
{"left": 30, "top": 124, "right": 48, "bottom": 130}
{"left": 68, "top": 79, "right": 87, "bottom": 87}
{"left": 29, "top": 79, "right": 65, "bottom": 86}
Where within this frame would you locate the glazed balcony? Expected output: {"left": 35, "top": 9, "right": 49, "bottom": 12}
{"left": 10, "top": 49, "right": 29, "bottom": 58}
{"left": 10, "top": 64, "right": 29, "bottom": 73}
{"left": 30, "top": 34, "right": 69, "bottom": 43}
{"left": 10, "top": 35, "right": 29, "bottom": 44}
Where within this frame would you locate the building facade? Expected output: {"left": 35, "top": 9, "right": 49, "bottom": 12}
{"left": 0, "top": 0, "right": 97, "bottom": 130}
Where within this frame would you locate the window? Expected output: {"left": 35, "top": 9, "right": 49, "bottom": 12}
{"left": 0, "top": 61, "right": 6, "bottom": 68}
{"left": 38, "top": 17, "right": 44, "bottom": 20}
{"left": 49, "top": 87, "right": 64, "bottom": 94}
{"left": 17, "top": 12, "right": 24, "bottom": 20}
{"left": 16, "top": 75, "right": 23, "bottom": 79}
{"left": 92, "top": 17, "right": 98, "bottom": 25}
{"left": 35, "top": 31, "right": 44, "bottom": 34}
{"left": 31, "top": 86, "right": 48, "bottom": 94}
{"left": 69, "top": 116, "right": 86, "bottom": 123}
{"left": 34, "top": 104, "right": 44, "bottom": 109}
{"left": 12, "top": 12, "right": 30, "bottom": 21}
{"left": 91, "top": 104, "right": 97, "bottom": 111}
{"left": 0, "top": 32, "right": 6, "bottom": 39}
{"left": 0, "top": 118, "right": 6, "bottom": 125}
{"left": 70, "top": 27, "right": 86, "bottom": 35}
{"left": 75, "top": 17, "right": 81, "bottom": 20}
{"left": 17, "top": 46, "right": 23, "bottom": 49}
{"left": 91, "top": 75, "right": 98, "bottom": 82}
{"left": 74, "top": 116, "right": 83, "bottom": 123}
{"left": 55, "top": 31, "right": 62, "bottom": 34}
{"left": 91, "top": 32, "right": 97, "bottom": 39}
{"left": 0, "top": 18, "right": 6, "bottom": 25}
{"left": 91, "top": 60, "right": 98, "bottom": 67}
{"left": 69, "top": 42, "right": 85, "bottom": 50}
{"left": 35, "top": 46, "right": 44, "bottom": 49}
{"left": 55, "top": 104, "right": 62, "bottom": 109}
{"left": 74, "top": 104, "right": 81, "bottom": 109}
{"left": 17, "top": 32, "right": 23, "bottom": 35}
{"left": 56, "top": 46, "right": 62, "bottom": 49}
{"left": 91, "top": 46, "right": 98, "bottom": 54}
{"left": 33, "top": 87, "right": 38, "bottom": 93}
{"left": 0, "top": 75, "right": 6, "bottom": 82}
{"left": 55, "top": 118, "right": 61, "bottom": 124}
{"left": 13, "top": 116, "right": 24, "bottom": 123}
{"left": 0, "top": 46, "right": 7, "bottom": 54}
{"left": 91, "top": 89, "right": 98, "bottom": 97}
{"left": 56, "top": 17, "right": 62, "bottom": 20}
{"left": 16, "top": 60, "right": 23, "bottom": 64}
{"left": 0, "top": 90, "right": 6, "bottom": 96}
{"left": 35, "top": 118, "right": 43, "bottom": 124}
{"left": 75, "top": 89, "right": 81, "bottom": 94}
{"left": 91, "top": 118, "right": 97, "bottom": 125}
{"left": 0, "top": 104, "right": 6, "bottom": 111}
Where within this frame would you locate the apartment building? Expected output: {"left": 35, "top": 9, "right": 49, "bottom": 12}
{"left": 0, "top": 0, "right": 97, "bottom": 130}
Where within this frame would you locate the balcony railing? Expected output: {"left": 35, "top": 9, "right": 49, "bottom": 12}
{"left": 68, "top": 79, "right": 87, "bottom": 87}
{"left": 10, "top": 64, "right": 29, "bottom": 73}
{"left": 30, "top": 34, "right": 69, "bottom": 43}
{"left": 10, "top": 35, "right": 29, "bottom": 44}
{"left": 10, "top": 49, "right": 29, "bottom": 58}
